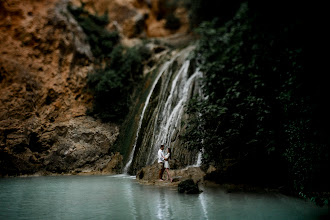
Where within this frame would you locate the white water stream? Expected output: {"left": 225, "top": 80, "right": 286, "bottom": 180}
{"left": 124, "top": 46, "right": 204, "bottom": 173}
{"left": 123, "top": 50, "right": 190, "bottom": 173}
{"left": 146, "top": 67, "right": 203, "bottom": 165}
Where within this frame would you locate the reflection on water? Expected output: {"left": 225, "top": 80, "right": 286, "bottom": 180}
{"left": 0, "top": 175, "right": 328, "bottom": 220}
{"left": 199, "top": 191, "right": 209, "bottom": 219}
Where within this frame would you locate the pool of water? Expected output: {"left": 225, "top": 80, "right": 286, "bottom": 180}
{"left": 0, "top": 175, "right": 328, "bottom": 220}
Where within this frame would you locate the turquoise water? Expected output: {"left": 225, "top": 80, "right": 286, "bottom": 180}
{"left": 0, "top": 175, "right": 328, "bottom": 220}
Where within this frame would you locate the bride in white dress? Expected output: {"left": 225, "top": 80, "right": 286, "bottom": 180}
{"left": 164, "top": 148, "right": 173, "bottom": 182}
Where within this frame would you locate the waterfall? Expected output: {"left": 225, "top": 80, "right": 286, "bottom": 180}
{"left": 145, "top": 68, "right": 203, "bottom": 165}
{"left": 195, "top": 151, "right": 203, "bottom": 167}
{"left": 122, "top": 62, "right": 168, "bottom": 173}
{"left": 124, "top": 46, "right": 204, "bottom": 174}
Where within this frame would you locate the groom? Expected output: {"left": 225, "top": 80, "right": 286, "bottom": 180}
{"left": 158, "top": 144, "right": 165, "bottom": 181}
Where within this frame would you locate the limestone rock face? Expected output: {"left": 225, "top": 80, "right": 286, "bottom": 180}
{"left": 0, "top": 0, "right": 191, "bottom": 177}
{"left": 0, "top": 0, "right": 120, "bottom": 176}
{"left": 42, "top": 117, "right": 120, "bottom": 174}
{"left": 70, "top": 0, "right": 190, "bottom": 39}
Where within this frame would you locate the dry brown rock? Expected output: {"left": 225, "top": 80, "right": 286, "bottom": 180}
{"left": 42, "top": 116, "right": 120, "bottom": 174}
{"left": 0, "top": 0, "right": 120, "bottom": 176}
{"left": 70, "top": 0, "right": 190, "bottom": 39}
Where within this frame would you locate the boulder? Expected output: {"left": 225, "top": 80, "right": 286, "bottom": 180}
{"left": 178, "top": 179, "right": 201, "bottom": 194}
{"left": 136, "top": 162, "right": 205, "bottom": 187}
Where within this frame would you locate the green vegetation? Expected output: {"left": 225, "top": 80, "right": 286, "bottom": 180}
{"left": 68, "top": 2, "right": 119, "bottom": 59}
{"left": 183, "top": 2, "right": 329, "bottom": 206}
{"left": 183, "top": 0, "right": 242, "bottom": 28}
{"left": 87, "top": 45, "right": 149, "bottom": 122}
{"left": 68, "top": 3, "right": 151, "bottom": 122}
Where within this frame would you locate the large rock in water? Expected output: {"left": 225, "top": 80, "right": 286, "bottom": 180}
{"left": 178, "top": 179, "right": 201, "bottom": 194}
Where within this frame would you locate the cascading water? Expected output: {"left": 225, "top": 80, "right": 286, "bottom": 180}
{"left": 123, "top": 59, "right": 173, "bottom": 174}
{"left": 124, "top": 46, "right": 204, "bottom": 174}
{"left": 145, "top": 67, "right": 203, "bottom": 165}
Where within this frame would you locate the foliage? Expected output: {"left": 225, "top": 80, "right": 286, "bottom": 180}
{"left": 183, "top": 0, "right": 242, "bottom": 28}
{"left": 183, "top": 2, "right": 329, "bottom": 206}
{"left": 87, "top": 45, "right": 150, "bottom": 122}
{"left": 69, "top": 2, "right": 151, "bottom": 122}
{"left": 68, "top": 2, "right": 119, "bottom": 59}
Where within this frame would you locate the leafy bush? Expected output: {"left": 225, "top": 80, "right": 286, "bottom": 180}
{"left": 184, "top": 2, "right": 329, "bottom": 205}
{"left": 69, "top": 2, "right": 151, "bottom": 122}
{"left": 185, "top": 4, "right": 280, "bottom": 165}
{"left": 87, "top": 45, "right": 150, "bottom": 122}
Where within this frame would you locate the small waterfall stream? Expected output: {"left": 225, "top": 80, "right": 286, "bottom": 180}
{"left": 124, "top": 46, "right": 203, "bottom": 174}
{"left": 145, "top": 67, "right": 203, "bottom": 164}
{"left": 123, "top": 58, "right": 175, "bottom": 173}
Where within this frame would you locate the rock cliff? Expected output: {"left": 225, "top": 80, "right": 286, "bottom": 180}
{"left": 0, "top": 0, "right": 120, "bottom": 176}
{"left": 0, "top": 0, "right": 191, "bottom": 176}
{"left": 70, "top": 0, "right": 189, "bottom": 39}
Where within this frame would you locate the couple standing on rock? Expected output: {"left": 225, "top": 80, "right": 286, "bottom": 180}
{"left": 158, "top": 144, "right": 172, "bottom": 182}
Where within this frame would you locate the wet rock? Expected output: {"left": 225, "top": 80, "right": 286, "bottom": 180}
{"left": 136, "top": 162, "right": 159, "bottom": 181}
{"left": 207, "top": 165, "right": 217, "bottom": 174}
{"left": 136, "top": 162, "right": 205, "bottom": 187}
{"left": 178, "top": 179, "right": 201, "bottom": 194}
{"left": 101, "top": 152, "right": 123, "bottom": 174}
{"left": 137, "top": 169, "right": 144, "bottom": 179}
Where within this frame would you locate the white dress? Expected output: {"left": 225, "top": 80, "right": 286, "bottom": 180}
{"left": 164, "top": 153, "right": 170, "bottom": 168}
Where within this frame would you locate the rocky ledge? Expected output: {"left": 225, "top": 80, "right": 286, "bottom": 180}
{"left": 0, "top": 116, "right": 121, "bottom": 177}
{"left": 135, "top": 162, "right": 285, "bottom": 196}
{"left": 136, "top": 162, "right": 205, "bottom": 188}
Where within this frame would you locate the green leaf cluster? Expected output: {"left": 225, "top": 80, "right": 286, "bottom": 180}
{"left": 87, "top": 45, "right": 150, "bottom": 122}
